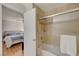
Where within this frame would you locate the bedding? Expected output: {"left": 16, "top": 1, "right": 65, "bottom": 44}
{"left": 3, "top": 32, "right": 24, "bottom": 48}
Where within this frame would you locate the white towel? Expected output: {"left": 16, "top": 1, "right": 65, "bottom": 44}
{"left": 60, "top": 35, "right": 77, "bottom": 56}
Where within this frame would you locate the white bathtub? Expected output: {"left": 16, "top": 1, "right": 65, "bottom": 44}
{"left": 41, "top": 49, "right": 56, "bottom": 56}
{"left": 41, "top": 44, "right": 69, "bottom": 56}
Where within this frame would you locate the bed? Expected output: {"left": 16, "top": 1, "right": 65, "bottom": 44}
{"left": 3, "top": 31, "right": 24, "bottom": 48}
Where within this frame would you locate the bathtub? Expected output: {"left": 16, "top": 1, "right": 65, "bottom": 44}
{"left": 41, "top": 49, "right": 56, "bottom": 56}
{"left": 41, "top": 44, "right": 69, "bottom": 56}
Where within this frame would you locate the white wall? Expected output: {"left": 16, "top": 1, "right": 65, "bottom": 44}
{"left": 2, "top": 3, "right": 34, "bottom": 14}
{"left": 2, "top": 3, "right": 26, "bottom": 14}
{"left": 3, "top": 20, "right": 24, "bottom": 32}
{"left": 23, "top": 3, "right": 33, "bottom": 11}
{"left": 0, "top": 4, "right": 2, "bottom": 56}
{"left": 2, "top": 6, "right": 23, "bottom": 21}
{"left": 2, "top": 6, "right": 24, "bottom": 32}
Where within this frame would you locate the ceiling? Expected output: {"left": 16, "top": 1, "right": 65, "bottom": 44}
{"left": 34, "top": 3, "right": 79, "bottom": 23}
{"left": 35, "top": 3, "right": 79, "bottom": 16}
{"left": 22, "top": 3, "right": 79, "bottom": 16}
{"left": 35, "top": 3, "right": 63, "bottom": 11}
{"left": 23, "top": 3, "right": 66, "bottom": 13}
{"left": 35, "top": 3, "right": 67, "bottom": 15}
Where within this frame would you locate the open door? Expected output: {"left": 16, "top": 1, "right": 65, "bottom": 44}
{"left": 24, "top": 8, "right": 36, "bottom": 56}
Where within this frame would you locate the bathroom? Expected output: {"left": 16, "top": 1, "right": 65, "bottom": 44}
{"left": 36, "top": 3, "right": 79, "bottom": 56}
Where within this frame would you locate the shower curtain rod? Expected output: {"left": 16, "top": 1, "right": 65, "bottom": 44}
{"left": 40, "top": 8, "right": 79, "bottom": 20}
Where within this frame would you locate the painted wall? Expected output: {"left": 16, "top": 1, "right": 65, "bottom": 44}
{"left": 2, "top": 6, "right": 24, "bottom": 32}
{"left": 0, "top": 4, "right": 2, "bottom": 56}
{"left": 2, "top": 3, "right": 26, "bottom": 14}
{"left": 3, "top": 20, "right": 24, "bottom": 32}
{"left": 2, "top": 3, "right": 33, "bottom": 32}
{"left": 2, "top": 6, "right": 23, "bottom": 20}
{"left": 23, "top": 3, "right": 33, "bottom": 11}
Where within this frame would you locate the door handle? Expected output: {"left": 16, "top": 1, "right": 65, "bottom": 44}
{"left": 33, "top": 39, "right": 36, "bottom": 41}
